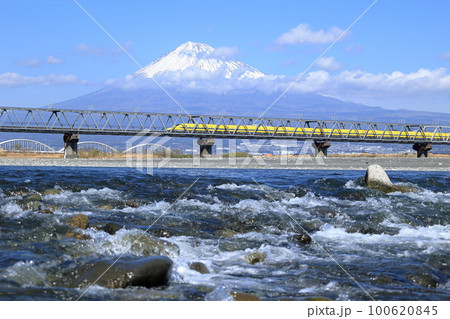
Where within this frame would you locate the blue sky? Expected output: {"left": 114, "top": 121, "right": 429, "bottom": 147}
{"left": 1, "top": 0, "right": 450, "bottom": 113}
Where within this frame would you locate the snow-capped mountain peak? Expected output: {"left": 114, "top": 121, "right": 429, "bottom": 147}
{"left": 135, "top": 41, "right": 265, "bottom": 80}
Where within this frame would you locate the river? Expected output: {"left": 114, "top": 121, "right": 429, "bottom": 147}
{"left": 0, "top": 166, "right": 448, "bottom": 300}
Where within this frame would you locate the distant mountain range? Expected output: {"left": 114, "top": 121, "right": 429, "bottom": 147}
{"left": 58, "top": 41, "right": 450, "bottom": 124}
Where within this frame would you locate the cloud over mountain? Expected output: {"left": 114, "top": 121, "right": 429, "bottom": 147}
{"left": 58, "top": 41, "right": 450, "bottom": 123}
{"left": 276, "top": 23, "right": 345, "bottom": 45}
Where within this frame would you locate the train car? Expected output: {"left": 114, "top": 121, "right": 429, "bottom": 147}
{"left": 167, "top": 123, "right": 449, "bottom": 140}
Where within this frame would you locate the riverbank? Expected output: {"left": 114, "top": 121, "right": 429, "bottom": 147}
{"left": 0, "top": 156, "right": 449, "bottom": 171}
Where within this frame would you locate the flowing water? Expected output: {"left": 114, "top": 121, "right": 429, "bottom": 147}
{"left": 0, "top": 166, "right": 448, "bottom": 300}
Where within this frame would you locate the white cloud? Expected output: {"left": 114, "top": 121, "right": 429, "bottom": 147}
{"left": 293, "top": 68, "right": 450, "bottom": 98}
{"left": 46, "top": 56, "right": 64, "bottom": 64}
{"left": 74, "top": 41, "right": 134, "bottom": 57}
{"left": 0, "top": 72, "right": 86, "bottom": 88}
{"left": 346, "top": 43, "right": 363, "bottom": 55}
{"left": 282, "top": 60, "right": 296, "bottom": 67}
{"left": 15, "top": 58, "right": 41, "bottom": 67}
{"left": 14, "top": 56, "right": 65, "bottom": 67}
{"left": 210, "top": 46, "right": 239, "bottom": 60}
{"left": 108, "top": 66, "right": 450, "bottom": 105}
{"left": 439, "top": 51, "right": 450, "bottom": 60}
{"left": 315, "top": 57, "right": 343, "bottom": 71}
{"left": 276, "top": 23, "right": 345, "bottom": 45}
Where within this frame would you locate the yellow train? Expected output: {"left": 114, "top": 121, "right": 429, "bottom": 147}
{"left": 167, "top": 123, "right": 449, "bottom": 140}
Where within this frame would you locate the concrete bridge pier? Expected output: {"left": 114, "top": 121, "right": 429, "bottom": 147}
{"left": 197, "top": 138, "right": 215, "bottom": 158}
{"left": 63, "top": 133, "right": 79, "bottom": 159}
{"left": 312, "top": 141, "right": 331, "bottom": 157}
{"left": 413, "top": 142, "right": 432, "bottom": 158}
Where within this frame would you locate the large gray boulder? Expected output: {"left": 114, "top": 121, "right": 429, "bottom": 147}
{"left": 365, "top": 165, "right": 418, "bottom": 193}
{"left": 75, "top": 256, "right": 173, "bottom": 289}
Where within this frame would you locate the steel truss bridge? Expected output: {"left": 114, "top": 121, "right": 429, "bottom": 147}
{"left": 1, "top": 106, "right": 449, "bottom": 144}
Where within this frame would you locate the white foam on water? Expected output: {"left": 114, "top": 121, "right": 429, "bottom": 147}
{"left": 176, "top": 198, "right": 224, "bottom": 212}
{"left": 167, "top": 231, "right": 313, "bottom": 294}
{"left": 80, "top": 187, "right": 122, "bottom": 198}
{"left": 314, "top": 223, "right": 450, "bottom": 257}
{"left": 0, "top": 202, "right": 27, "bottom": 218}
{"left": 43, "top": 190, "right": 91, "bottom": 206}
{"left": 213, "top": 183, "right": 294, "bottom": 200}
{"left": 0, "top": 261, "right": 47, "bottom": 286}
{"left": 298, "top": 280, "right": 339, "bottom": 294}
{"left": 403, "top": 189, "right": 450, "bottom": 204}
{"left": 44, "top": 187, "right": 123, "bottom": 207}
{"left": 214, "top": 183, "right": 261, "bottom": 191}
{"left": 78, "top": 228, "right": 180, "bottom": 259}
{"left": 204, "top": 285, "right": 234, "bottom": 301}
{"left": 344, "top": 179, "right": 365, "bottom": 190}
{"left": 120, "top": 200, "right": 171, "bottom": 214}
{"left": 231, "top": 198, "right": 274, "bottom": 212}
{"left": 282, "top": 192, "right": 326, "bottom": 208}
{"left": 397, "top": 224, "right": 450, "bottom": 240}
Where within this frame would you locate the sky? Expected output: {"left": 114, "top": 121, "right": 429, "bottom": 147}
{"left": 1, "top": 0, "right": 450, "bottom": 113}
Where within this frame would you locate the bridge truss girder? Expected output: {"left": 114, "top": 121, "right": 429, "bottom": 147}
{"left": 0, "top": 106, "right": 449, "bottom": 145}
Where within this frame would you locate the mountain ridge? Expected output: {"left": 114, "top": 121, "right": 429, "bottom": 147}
{"left": 56, "top": 41, "right": 450, "bottom": 125}
{"left": 134, "top": 41, "right": 265, "bottom": 80}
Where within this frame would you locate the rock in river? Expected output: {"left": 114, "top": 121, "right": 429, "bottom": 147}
{"left": 293, "top": 234, "right": 312, "bottom": 245}
{"left": 245, "top": 251, "right": 267, "bottom": 265}
{"left": 42, "top": 188, "right": 62, "bottom": 196}
{"left": 365, "top": 164, "right": 418, "bottom": 193}
{"left": 190, "top": 262, "right": 210, "bottom": 274}
{"left": 69, "top": 214, "right": 90, "bottom": 229}
{"left": 23, "top": 193, "right": 43, "bottom": 202}
{"left": 75, "top": 256, "right": 173, "bottom": 289}
{"left": 102, "top": 223, "right": 122, "bottom": 235}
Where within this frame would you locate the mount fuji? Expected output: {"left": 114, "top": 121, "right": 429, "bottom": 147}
{"left": 58, "top": 42, "right": 450, "bottom": 124}
{"left": 135, "top": 41, "right": 265, "bottom": 80}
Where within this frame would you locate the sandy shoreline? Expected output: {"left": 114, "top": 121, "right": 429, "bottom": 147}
{"left": 0, "top": 157, "right": 449, "bottom": 171}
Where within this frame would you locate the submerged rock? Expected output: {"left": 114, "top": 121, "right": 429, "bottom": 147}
{"left": 245, "top": 251, "right": 267, "bottom": 265}
{"left": 69, "top": 214, "right": 90, "bottom": 229}
{"left": 19, "top": 200, "right": 42, "bottom": 211}
{"left": 75, "top": 256, "right": 173, "bottom": 289}
{"left": 123, "top": 231, "right": 180, "bottom": 258}
{"left": 305, "top": 296, "right": 333, "bottom": 301}
{"left": 365, "top": 165, "right": 419, "bottom": 193}
{"left": 408, "top": 273, "right": 439, "bottom": 288}
{"left": 293, "top": 234, "right": 312, "bottom": 244}
{"left": 17, "top": 193, "right": 43, "bottom": 211}
{"left": 214, "top": 229, "right": 238, "bottom": 238}
{"left": 98, "top": 204, "right": 114, "bottom": 210}
{"left": 39, "top": 204, "right": 59, "bottom": 215}
{"left": 40, "top": 208, "right": 54, "bottom": 214}
{"left": 23, "top": 194, "right": 43, "bottom": 202}
{"left": 125, "top": 200, "right": 141, "bottom": 208}
{"left": 230, "top": 291, "right": 260, "bottom": 301}
{"left": 148, "top": 228, "right": 173, "bottom": 238}
{"left": 66, "top": 231, "right": 90, "bottom": 240}
{"left": 102, "top": 223, "right": 122, "bottom": 235}
{"left": 42, "top": 188, "right": 62, "bottom": 196}
{"left": 190, "top": 262, "right": 209, "bottom": 274}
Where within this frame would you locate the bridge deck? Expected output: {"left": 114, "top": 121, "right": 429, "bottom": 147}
{"left": 1, "top": 106, "right": 449, "bottom": 144}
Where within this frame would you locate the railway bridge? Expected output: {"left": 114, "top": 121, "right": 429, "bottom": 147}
{"left": 0, "top": 106, "right": 449, "bottom": 158}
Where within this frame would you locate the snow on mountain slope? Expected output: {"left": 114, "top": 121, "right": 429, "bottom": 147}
{"left": 134, "top": 41, "right": 265, "bottom": 80}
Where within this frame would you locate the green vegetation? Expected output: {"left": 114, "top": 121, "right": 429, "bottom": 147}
{"left": 78, "top": 149, "right": 113, "bottom": 158}
{"left": 152, "top": 149, "right": 193, "bottom": 158}
{"left": 222, "top": 152, "right": 252, "bottom": 158}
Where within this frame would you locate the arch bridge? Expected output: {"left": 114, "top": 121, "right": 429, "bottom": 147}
{"left": 57, "top": 141, "right": 119, "bottom": 154}
{"left": 0, "top": 139, "right": 59, "bottom": 153}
